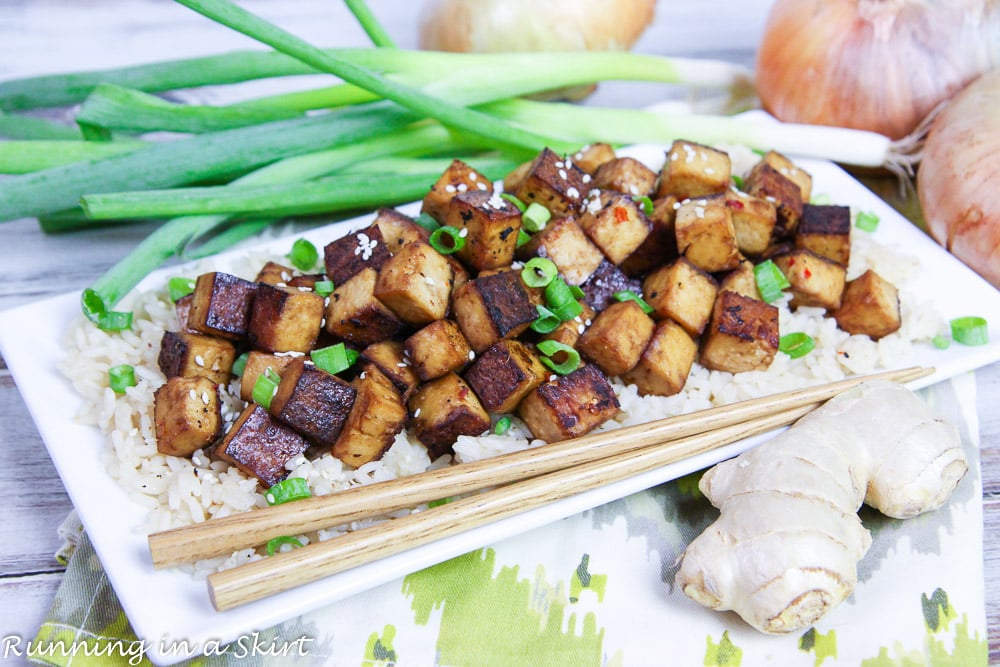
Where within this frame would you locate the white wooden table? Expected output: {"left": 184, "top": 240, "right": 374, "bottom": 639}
{"left": 2, "top": 0, "right": 998, "bottom": 662}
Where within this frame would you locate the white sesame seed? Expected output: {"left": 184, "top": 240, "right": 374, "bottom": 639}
{"left": 695, "top": 206, "right": 705, "bottom": 219}
{"left": 414, "top": 408, "right": 421, "bottom": 418}
{"left": 577, "top": 324, "right": 586, "bottom": 334}
{"left": 566, "top": 187, "right": 580, "bottom": 199}
{"left": 477, "top": 182, "right": 489, "bottom": 190}
{"left": 704, "top": 167, "right": 716, "bottom": 175}
{"left": 582, "top": 173, "right": 592, "bottom": 183}
{"left": 445, "top": 184, "right": 457, "bottom": 193}
{"left": 194, "top": 354, "right": 205, "bottom": 367}
{"left": 189, "top": 389, "right": 197, "bottom": 400}
{"left": 468, "top": 350, "right": 475, "bottom": 360}
{"left": 558, "top": 168, "right": 568, "bottom": 180}
{"left": 425, "top": 276, "right": 436, "bottom": 285}
{"left": 549, "top": 375, "right": 557, "bottom": 382}
{"left": 554, "top": 160, "right": 565, "bottom": 169}
{"left": 397, "top": 362, "right": 407, "bottom": 367}
{"left": 281, "top": 271, "right": 292, "bottom": 282}
{"left": 457, "top": 183, "right": 468, "bottom": 193}
{"left": 202, "top": 392, "right": 210, "bottom": 405}
{"left": 359, "top": 371, "right": 367, "bottom": 379}
{"left": 458, "top": 227, "right": 469, "bottom": 238}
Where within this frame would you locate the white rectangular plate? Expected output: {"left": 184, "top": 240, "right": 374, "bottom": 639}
{"left": 3, "top": 146, "right": 1000, "bottom": 665}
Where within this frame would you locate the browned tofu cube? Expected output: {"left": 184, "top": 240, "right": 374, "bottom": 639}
{"left": 360, "top": 340, "right": 420, "bottom": 401}
{"left": 577, "top": 300, "right": 655, "bottom": 377}
{"left": 248, "top": 282, "right": 325, "bottom": 353}
{"left": 700, "top": 291, "right": 780, "bottom": 373}
{"left": 744, "top": 161, "right": 803, "bottom": 239}
{"left": 592, "top": 157, "right": 658, "bottom": 197}
{"left": 620, "top": 319, "right": 698, "bottom": 396}
{"left": 452, "top": 271, "right": 536, "bottom": 353}
{"left": 268, "top": 358, "right": 357, "bottom": 447}
{"left": 762, "top": 150, "right": 812, "bottom": 202}
{"left": 408, "top": 372, "right": 491, "bottom": 459}
{"left": 832, "top": 269, "right": 901, "bottom": 340}
{"left": 773, "top": 249, "right": 847, "bottom": 311}
{"left": 188, "top": 272, "right": 258, "bottom": 341}
{"left": 725, "top": 192, "right": 778, "bottom": 256}
{"left": 718, "top": 260, "right": 761, "bottom": 300}
{"left": 579, "top": 259, "right": 642, "bottom": 313}
{"left": 619, "top": 195, "right": 680, "bottom": 277}
{"left": 675, "top": 196, "right": 743, "bottom": 273}
{"left": 513, "top": 147, "right": 588, "bottom": 216}
{"left": 421, "top": 159, "right": 493, "bottom": 224}
{"left": 215, "top": 404, "right": 311, "bottom": 487}
{"left": 158, "top": 331, "right": 236, "bottom": 386}
{"left": 569, "top": 142, "right": 617, "bottom": 175}
{"left": 372, "top": 207, "right": 430, "bottom": 254}
{"left": 239, "top": 351, "right": 294, "bottom": 403}
{"left": 174, "top": 293, "right": 197, "bottom": 333}
{"left": 322, "top": 224, "right": 392, "bottom": 286}
{"left": 153, "top": 375, "right": 223, "bottom": 457}
{"left": 332, "top": 365, "right": 407, "bottom": 468}
{"left": 445, "top": 189, "right": 523, "bottom": 271}
{"left": 642, "top": 257, "right": 719, "bottom": 336}
{"left": 517, "top": 364, "right": 620, "bottom": 442}
{"left": 464, "top": 339, "right": 548, "bottom": 414}
{"left": 578, "top": 191, "right": 651, "bottom": 265}
{"left": 254, "top": 261, "right": 297, "bottom": 286}
{"left": 373, "top": 241, "right": 453, "bottom": 325}
{"left": 541, "top": 300, "right": 596, "bottom": 348}
{"left": 656, "top": 140, "right": 731, "bottom": 200}
{"left": 325, "top": 267, "right": 403, "bottom": 346}
{"left": 519, "top": 215, "right": 604, "bottom": 286}
{"left": 404, "top": 319, "right": 473, "bottom": 382}
{"left": 796, "top": 204, "right": 851, "bottom": 266}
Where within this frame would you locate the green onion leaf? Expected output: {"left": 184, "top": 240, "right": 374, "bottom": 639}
{"left": 288, "top": 238, "right": 319, "bottom": 271}
{"left": 544, "top": 278, "right": 584, "bottom": 321}
{"left": 932, "top": 334, "right": 951, "bottom": 350}
{"left": 313, "top": 280, "right": 335, "bottom": 297}
{"left": 569, "top": 284, "right": 585, "bottom": 299}
{"left": 753, "top": 259, "right": 790, "bottom": 303}
{"left": 265, "top": 535, "right": 304, "bottom": 556}
{"left": 493, "top": 416, "right": 512, "bottom": 435}
{"left": 500, "top": 193, "right": 526, "bottom": 212}
{"left": 428, "top": 497, "right": 453, "bottom": 508}
{"left": 521, "top": 257, "right": 558, "bottom": 288}
{"left": 731, "top": 174, "right": 745, "bottom": 190}
{"left": 779, "top": 332, "right": 815, "bottom": 359}
{"left": 516, "top": 229, "right": 532, "bottom": 248}
{"left": 167, "top": 277, "right": 196, "bottom": 303}
{"left": 855, "top": 210, "right": 880, "bottom": 232}
{"left": 265, "top": 477, "right": 312, "bottom": 505}
{"left": 414, "top": 212, "right": 440, "bottom": 232}
{"left": 231, "top": 352, "right": 249, "bottom": 376}
{"left": 634, "top": 195, "right": 654, "bottom": 216}
{"left": 530, "top": 305, "right": 562, "bottom": 334}
{"left": 537, "top": 340, "right": 581, "bottom": 375}
{"left": 311, "top": 343, "right": 359, "bottom": 375}
{"left": 429, "top": 225, "right": 466, "bottom": 255}
{"left": 950, "top": 316, "right": 989, "bottom": 346}
{"left": 252, "top": 367, "right": 281, "bottom": 409}
{"left": 522, "top": 202, "right": 551, "bottom": 232}
{"left": 97, "top": 310, "right": 134, "bottom": 332}
{"left": 108, "top": 364, "right": 137, "bottom": 394}
{"left": 613, "top": 290, "right": 653, "bottom": 314}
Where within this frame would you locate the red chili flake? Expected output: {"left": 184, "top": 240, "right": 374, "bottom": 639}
{"left": 804, "top": 268, "right": 813, "bottom": 279}
{"left": 787, "top": 257, "right": 796, "bottom": 266}
{"left": 727, "top": 199, "right": 744, "bottom": 211}
{"left": 613, "top": 206, "right": 629, "bottom": 223}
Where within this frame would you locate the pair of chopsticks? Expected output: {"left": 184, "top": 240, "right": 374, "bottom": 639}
{"left": 147, "top": 366, "right": 932, "bottom": 611}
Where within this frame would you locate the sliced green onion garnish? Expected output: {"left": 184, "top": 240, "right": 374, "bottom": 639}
{"left": 265, "top": 536, "right": 304, "bottom": 556}
{"left": 429, "top": 225, "right": 466, "bottom": 255}
{"left": 428, "top": 497, "right": 453, "bottom": 508}
{"left": 265, "top": 477, "right": 312, "bottom": 505}
{"left": 288, "top": 237, "right": 319, "bottom": 271}
{"left": 252, "top": 367, "right": 281, "bottom": 409}
{"left": 810, "top": 193, "right": 832, "bottom": 205}
{"left": 855, "top": 210, "right": 880, "bottom": 232}
{"left": 731, "top": 174, "right": 745, "bottom": 190}
{"left": 530, "top": 304, "right": 562, "bottom": 334}
{"left": 613, "top": 290, "right": 653, "bottom": 314}
{"left": 545, "top": 277, "right": 575, "bottom": 308}
{"left": 779, "top": 332, "right": 815, "bottom": 359}
{"left": 634, "top": 195, "right": 654, "bottom": 216}
{"left": 950, "top": 316, "right": 989, "bottom": 346}
{"left": 414, "top": 212, "right": 440, "bottom": 232}
{"left": 311, "top": 342, "right": 359, "bottom": 375}
{"left": 494, "top": 416, "right": 512, "bottom": 435}
{"left": 313, "top": 279, "right": 335, "bottom": 297}
{"left": 516, "top": 229, "right": 532, "bottom": 247}
{"left": 537, "top": 340, "right": 581, "bottom": 375}
{"left": 522, "top": 202, "right": 551, "bottom": 232}
{"left": 569, "top": 284, "right": 585, "bottom": 299}
{"left": 551, "top": 300, "right": 584, "bottom": 322}
{"left": 500, "top": 193, "right": 526, "bottom": 212}
{"left": 167, "top": 276, "right": 196, "bottom": 303}
{"left": 231, "top": 351, "right": 249, "bottom": 376}
{"left": 108, "top": 364, "right": 137, "bottom": 394}
{"left": 98, "top": 310, "right": 134, "bottom": 332}
{"left": 521, "top": 256, "right": 558, "bottom": 288}
{"left": 932, "top": 335, "right": 951, "bottom": 350}
{"left": 754, "top": 259, "right": 791, "bottom": 303}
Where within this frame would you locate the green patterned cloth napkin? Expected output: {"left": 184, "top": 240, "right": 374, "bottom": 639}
{"left": 29, "top": 376, "right": 988, "bottom": 666}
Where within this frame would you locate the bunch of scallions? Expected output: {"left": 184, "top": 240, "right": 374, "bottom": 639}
{"left": 0, "top": 0, "right": 917, "bottom": 330}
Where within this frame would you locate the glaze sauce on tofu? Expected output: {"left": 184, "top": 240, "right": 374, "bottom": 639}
{"left": 151, "top": 144, "right": 901, "bottom": 491}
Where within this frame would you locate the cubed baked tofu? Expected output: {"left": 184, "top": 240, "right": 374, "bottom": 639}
{"left": 325, "top": 267, "right": 403, "bottom": 346}
{"left": 188, "top": 272, "right": 258, "bottom": 341}
{"left": 762, "top": 150, "right": 812, "bottom": 203}
{"left": 772, "top": 249, "right": 847, "bottom": 311}
{"left": 744, "top": 161, "right": 804, "bottom": 239}
{"left": 239, "top": 351, "right": 294, "bottom": 403}
{"left": 404, "top": 319, "right": 473, "bottom": 382}
{"left": 421, "top": 158, "right": 493, "bottom": 224}
{"left": 360, "top": 340, "right": 420, "bottom": 401}
{"left": 541, "top": 300, "right": 596, "bottom": 348}
{"left": 372, "top": 207, "right": 430, "bottom": 254}
{"left": 268, "top": 358, "right": 357, "bottom": 447}
{"left": 332, "top": 365, "right": 407, "bottom": 468}
{"left": 464, "top": 339, "right": 548, "bottom": 414}
{"left": 580, "top": 259, "right": 642, "bottom": 313}
{"left": 255, "top": 261, "right": 297, "bottom": 286}
{"left": 513, "top": 147, "right": 588, "bottom": 216}
{"left": 569, "top": 142, "right": 617, "bottom": 175}
{"left": 519, "top": 215, "right": 604, "bottom": 286}
{"left": 215, "top": 404, "right": 311, "bottom": 488}
{"left": 247, "top": 282, "right": 325, "bottom": 353}
{"left": 322, "top": 224, "right": 392, "bottom": 286}
{"left": 656, "top": 140, "right": 731, "bottom": 200}
{"left": 832, "top": 269, "right": 902, "bottom": 340}
{"left": 408, "top": 372, "right": 490, "bottom": 459}
{"left": 675, "top": 196, "right": 743, "bottom": 273}
{"left": 592, "top": 157, "right": 658, "bottom": 197}
{"left": 642, "top": 257, "right": 719, "bottom": 336}
{"left": 578, "top": 190, "right": 652, "bottom": 264}
{"left": 373, "top": 241, "right": 453, "bottom": 325}
{"left": 725, "top": 191, "right": 778, "bottom": 256}
{"left": 718, "top": 260, "right": 762, "bottom": 300}
{"left": 517, "top": 364, "right": 620, "bottom": 442}
{"left": 699, "top": 291, "right": 780, "bottom": 373}
{"left": 445, "top": 189, "right": 523, "bottom": 271}
{"left": 452, "top": 271, "right": 536, "bottom": 352}
{"left": 619, "top": 195, "right": 680, "bottom": 277}
{"left": 577, "top": 300, "right": 655, "bottom": 377}
{"left": 796, "top": 204, "right": 851, "bottom": 266}
{"left": 620, "top": 319, "right": 698, "bottom": 396}
{"left": 158, "top": 331, "right": 236, "bottom": 386}
{"left": 154, "top": 375, "right": 223, "bottom": 457}
{"left": 174, "top": 293, "right": 197, "bottom": 333}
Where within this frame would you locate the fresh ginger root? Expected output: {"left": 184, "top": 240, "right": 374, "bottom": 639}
{"left": 675, "top": 380, "right": 968, "bottom": 634}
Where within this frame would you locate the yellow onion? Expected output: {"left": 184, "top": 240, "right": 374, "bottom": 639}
{"left": 918, "top": 70, "right": 1000, "bottom": 288}
{"left": 756, "top": 0, "right": 1000, "bottom": 140}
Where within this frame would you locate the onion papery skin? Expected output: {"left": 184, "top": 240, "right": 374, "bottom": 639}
{"left": 917, "top": 70, "right": 1000, "bottom": 289}
{"left": 755, "top": 0, "right": 1000, "bottom": 140}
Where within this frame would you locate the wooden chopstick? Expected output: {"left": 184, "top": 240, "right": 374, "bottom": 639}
{"left": 149, "top": 365, "right": 931, "bottom": 569}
